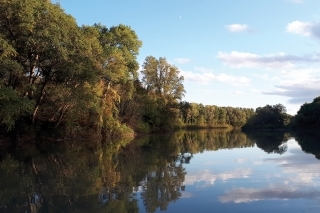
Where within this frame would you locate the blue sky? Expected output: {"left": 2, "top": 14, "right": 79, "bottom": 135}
{"left": 57, "top": 0, "right": 320, "bottom": 115}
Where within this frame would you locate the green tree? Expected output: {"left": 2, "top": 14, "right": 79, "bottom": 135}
{"left": 295, "top": 96, "right": 320, "bottom": 127}
{"left": 179, "top": 101, "right": 191, "bottom": 124}
{"left": 243, "top": 104, "right": 291, "bottom": 129}
{"left": 225, "top": 107, "right": 247, "bottom": 128}
{"left": 141, "top": 56, "right": 185, "bottom": 102}
{"left": 93, "top": 24, "right": 142, "bottom": 135}
{"left": 204, "top": 105, "right": 216, "bottom": 126}
{"left": 217, "top": 107, "right": 227, "bottom": 125}
{"left": 140, "top": 56, "right": 185, "bottom": 131}
{"left": 0, "top": 87, "right": 33, "bottom": 130}
{"left": 186, "top": 103, "right": 199, "bottom": 125}
{"left": 0, "top": 1, "right": 143, "bottom": 136}
{"left": 0, "top": 0, "right": 96, "bottom": 126}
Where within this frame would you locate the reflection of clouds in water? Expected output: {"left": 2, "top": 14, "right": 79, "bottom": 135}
{"left": 183, "top": 169, "right": 252, "bottom": 186}
{"left": 236, "top": 158, "right": 247, "bottom": 163}
{"left": 265, "top": 150, "right": 320, "bottom": 185}
{"left": 287, "top": 139, "right": 301, "bottom": 149}
{"left": 180, "top": 191, "right": 193, "bottom": 198}
{"left": 219, "top": 141, "right": 320, "bottom": 204}
{"left": 253, "top": 161, "right": 263, "bottom": 165}
{"left": 205, "top": 161, "right": 219, "bottom": 165}
{"left": 286, "top": 168, "right": 320, "bottom": 185}
{"left": 219, "top": 187, "right": 320, "bottom": 203}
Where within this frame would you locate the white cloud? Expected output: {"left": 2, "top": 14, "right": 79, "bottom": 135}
{"left": 251, "top": 89, "right": 262, "bottom": 93}
{"left": 286, "top": 21, "right": 320, "bottom": 39}
{"left": 215, "top": 51, "right": 320, "bottom": 110}
{"left": 231, "top": 91, "right": 245, "bottom": 96}
{"left": 253, "top": 73, "right": 270, "bottom": 80}
{"left": 194, "top": 66, "right": 214, "bottom": 73}
{"left": 203, "top": 89, "right": 215, "bottom": 94}
{"left": 217, "top": 73, "right": 250, "bottom": 85}
{"left": 225, "top": 24, "right": 250, "bottom": 33}
{"left": 263, "top": 68, "right": 320, "bottom": 104}
{"left": 181, "top": 70, "right": 250, "bottom": 86}
{"left": 174, "top": 58, "right": 191, "bottom": 64}
{"left": 217, "top": 51, "right": 320, "bottom": 69}
{"left": 286, "top": 21, "right": 313, "bottom": 36}
{"left": 253, "top": 73, "right": 280, "bottom": 81}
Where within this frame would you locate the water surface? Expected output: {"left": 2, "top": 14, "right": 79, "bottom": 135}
{"left": 0, "top": 130, "right": 319, "bottom": 213}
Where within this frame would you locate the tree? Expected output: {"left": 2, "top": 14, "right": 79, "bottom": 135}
{"left": 243, "top": 104, "right": 292, "bottom": 129}
{"left": 179, "top": 101, "right": 191, "bottom": 124}
{"left": 92, "top": 24, "right": 142, "bottom": 134}
{"left": 189, "top": 103, "right": 199, "bottom": 125}
{"left": 225, "top": 107, "right": 247, "bottom": 128}
{"left": 203, "top": 105, "right": 213, "bottom": 125}
{"left": 141, "top": 56, "right": 185, "bottom": 102}
{"left": 0, "top": 0, "right": 92, "bottom": 125}
{"left": 0, "top": 1, "right": 143, "bottom": 135}
{"left": 295, "top": 96, "right": 320, "bottom": 127}
{"left": 94, "top": 24, "right": 141, "bottom": 87}
{"left": 140, "top": 56, "right": 185, "bottom": 131}
{"left": 0, "top": 87, "right": 33, "bottom": 130}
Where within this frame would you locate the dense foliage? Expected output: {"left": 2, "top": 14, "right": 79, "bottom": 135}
{"left": 178, "top": 102, "right": 255, "bottom": 129}
{"left": 294, "top": 96, "right": 320, "bottom": 128}
{"left": 243, "top": 104, "right": 292, "bottom": 129}
{"left": 0, "top": 0, "right": 255, "bottom": 137}
{"left": 0, "top": 0, "right": 143, "bottom": 136}
{"left": 1, "top": 0, "right": 319, "bottom": 137}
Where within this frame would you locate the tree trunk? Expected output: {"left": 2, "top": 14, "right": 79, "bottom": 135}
{"left": 32, "top": 81, "right": 47, "bottom": 124}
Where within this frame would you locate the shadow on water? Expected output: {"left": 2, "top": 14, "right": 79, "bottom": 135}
{"left": 293, "top": 130, "right": 320, "bottom": 160}
{"left": 0, "top": 129, "right": 319, "bottom": 212}
{"left": 244, "top": 131, "right": 291, "bottom": 155}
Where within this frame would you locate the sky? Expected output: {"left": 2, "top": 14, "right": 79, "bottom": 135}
{"left": 56, "top": 0, "right": 320, "bottom": 115}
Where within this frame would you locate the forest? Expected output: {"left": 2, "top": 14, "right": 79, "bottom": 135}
{"left": 0, "top": 0, "right": 319, "bottom": 139}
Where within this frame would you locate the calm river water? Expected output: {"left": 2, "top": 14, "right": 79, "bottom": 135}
{"left": 0, "top": 130, "right": 320, "bottom": 213}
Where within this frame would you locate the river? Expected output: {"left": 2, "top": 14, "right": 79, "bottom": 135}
{"left": 0, "top": 130, "right": 319, "bottom": 213}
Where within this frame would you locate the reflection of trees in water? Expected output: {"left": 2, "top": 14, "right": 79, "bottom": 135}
{"left": 0, "top": 129, "right": 267, "bottom": 213}
{"left": 0, "top": 138, "right": 138, "bottom": 213}
{"left": 244, "top": 131, "right": 290, "bottom": 155}
{"left": 175, "top": 129, "right": 255, "bottom": 157}
{"left": 140, "top": 162, "right": 186, "bottom": 213}
{"left": 178, "top": 152, "right": 193, "bottom": 164}
{"left": 129, "top": 130, "right": 255, "bottom": 212}
{"left": 0, "top": 135, "right": 186, "bottom": 213}
{"left": 118, "top": 135, "right": 186, "bottom": 213}
{"left": 293, "top": 131, "right": 320, "bottom": 160}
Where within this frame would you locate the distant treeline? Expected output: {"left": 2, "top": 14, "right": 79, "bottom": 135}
{"left": 242, "top": 97, "right": 320, "bottom": 130}
{"left": 178, "top": 102, "right": 255, "bottom": 128}
{"left": 0, "top": 0, "right": 319, "bottom": 138}
{"left": 179, "top": 97, "right": 320, "bottom": 130}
